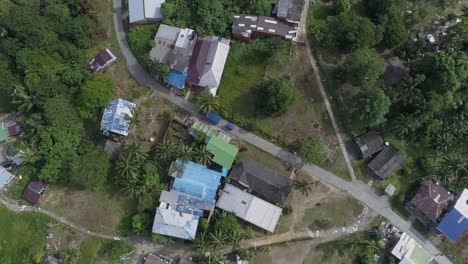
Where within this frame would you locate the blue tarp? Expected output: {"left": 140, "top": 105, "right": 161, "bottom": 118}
{"left": 206, "top": 112, "right": 222, "bottom": 124}
{"left": 167, "top": 70, "right": 187, "bottom": 89}
{"left": 172, "top": 161, "right": 223, "bottom": 205}
{"left": 437, "top": 209, "right": 468, "bottom": 241}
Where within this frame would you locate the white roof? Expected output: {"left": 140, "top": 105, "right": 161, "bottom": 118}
{"left": 0, "top": 167, "right": 14, "bottom": 188}
{"left": 392, "top": 233, "right": 416, "bottom": 260}
{"left": 129, "top": 0, "right": 165, "bottom": 23}
{"left": 391, "top": 232, "right": 433, "bottom": 264}
{"left": 216, "top": 184, "right": 282, "bottom": 232}
{"left": 152, "top": 206, "right": 199, "bottom": 240}
{"left": 199, "top": 37, "right": 230, "bottom": 95}
{"left": 454, "top": 189, "right": 468, "bottom": 217}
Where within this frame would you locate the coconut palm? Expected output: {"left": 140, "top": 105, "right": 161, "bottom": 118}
{"left": 178, "top": 145, "right": 194, "bottom": 163}
{"left": 18, "top": 140, "right": 40, "bottom": 164}
{"left": 194, "top": 233, "right": 211, "bottom": 254}
{"left": 293, "top": 180, "right": 312, "bottom": 196}
{"left": 196, "top": 92, "right": 220, "bottom": 114}
{"left": 227, "top": 229, "right": 243, "bottom": 251}
{"left": 209, "top": 229, "right": 225, "bottom": 250}
{"left": 11, "top": 84, "right": 35, "bottom": 114}
{"left": 155, "top": 140, "right": 178, "bottom": 162}
{"left": 122, "top": 143, "right": 149, "bottom": 164}
{"left": 195, "top": 145, "right": 213, "bottom": 166}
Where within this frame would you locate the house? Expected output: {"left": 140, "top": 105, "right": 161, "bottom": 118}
{"left": 383, "top": 57, "right": 409, "bottom": 87}
{"left": 149, "top": 24, "right": 197, "bottom": 89}
{"left": 354, "top": 131, "right": 384, "bottom": 159}
{"left": 206, "top": 135, "right": 239, "bottom": 169}
{"left": 229, "top": 159, "right": 291, "bottom": 205}
{"left": 128, "top": 0, "right": 165, "bottom": 25}
{"left": 152, "top": 205, "right": 199, "bottom": 240}
{"left": 169, "top": 161, "right": 224, "bottom": 205}
{"left": 23, "top": 180, "right": 49, "bottom": 204}
{"left": 391, "top": 232, "right": 433, "bottom": 264}
{"left": 368, "top": 144, "right": 405, "bottom": 180}
{"left": 159, "top": 189, "right": 214, "bottom": 216}
{"left": 89, "top": 49, "right": 117, "bottom": 72}
{"left": 100, "top": 98, "right": 136, "bottom": 137}
{"left": 142, "top": 254, "right": 173, "bottom": 264}
{"left": 232, "top": 14, "right": 298, "bottom": 42}
{"left": 186, "top": 36, "right": 230, "bottom": 95}
{"left": 409, "top": 181, "right": 454, "bottom": 224}
{"left": 216, "top": 184, "right": 282, "bottom": 232}
{"left": 273, "top": 0, "right": 305, "bottom": 24}
{"left": 0, "top": 166, "right": 14, "bottom": 189}
{"left": 437, "top": 188, "right": 468, "bottom": 241}
{"left": 0, "top": 112, "right": 21, "bottom": 143}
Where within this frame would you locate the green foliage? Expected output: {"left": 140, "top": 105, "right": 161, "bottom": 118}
{"left": 127, "top": 25, "right": 158, "bottom": 59}
{"left": 0, "top": 0, "right": 12, "bottom": 17}
{"left": 214, "top": 214, "right": 241, "bottom": 239}
{"left": 352, "top": 89, "right": 391, "bottom": 133}
{"left": 151, "top": 233, "right": 172, "bottom": 245}
{"left": 363, "top": 0, "right": 405, "bottom": 21}
{"left": 67, "top": 143, "right": 111, "bottom": 190}
{"left": 379, "top": 14, "right": 408, "bottom": 48}
{"left": 235, "top": 248, "right": 252, "bottom": 261}
{"left": 256, "top": 78, "right": 298, "bottom": 117}
{"left": 335, "top": 0, "right": 351, "bottom": 14}
{"left": 77, "top": 74, "right": 116, "bottom": 119}
{"left": 141, "top": 57, "right": 170, "bottom": 82}
{"left": 99, "top": 241, "right": 134, "bottom": 262}
{"left": 341, "top": 48, "right": 385, "bottom": 87}
{"left": 199, "top": 218, "right": 209, "bottom": 231}
{"left": 299, "top": 136, "right": 328, "bottom": 165}
{"left": 196, "top": 0, "right": 228, "bottom": 35}
{"left": 196, "top": 92, "right": 220, "bottom": 114}
{"left": 293, "top": 180, "right": 313, "bottom": 196}
{"left": 154, "top": 140, "right": 178, "bottom": 163}
{"left": 131, "top": 213, "right": 151, "bottom": 235}
{"left": 283, "top": 206, "right": 293, "bottom": 216}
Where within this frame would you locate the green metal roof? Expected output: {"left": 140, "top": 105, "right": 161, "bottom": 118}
{"left": 0, "top": 127, "right": 8, "bottom": 142}
{"left": 191, "top": 121, "right": 219, "bottom": 138}
{"left": 206, "top": 136, "right": 239, "bottom": 169}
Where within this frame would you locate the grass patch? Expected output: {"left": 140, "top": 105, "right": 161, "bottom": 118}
{"left": 412, "top": 219, "right": 430, "bottom": 235}
{"left": 0, "top": 207, "right": 51, "bottom": 263}
{"left": 238, "top": 144, "right": 290, "bottom": 176}
{"left": 299, "top": 195, "right": 363, "bottom": 229}
{"left": 77, "top": 237, "right": 134, "bottom": 264}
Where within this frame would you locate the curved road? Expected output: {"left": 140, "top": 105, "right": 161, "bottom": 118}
{"left": 109, "top": 1, "right": 450, "bottom": 263}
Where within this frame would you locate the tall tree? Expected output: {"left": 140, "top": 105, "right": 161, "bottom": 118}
{"left": 196, "top": 92, "right": 220, "bottom": 114}
{"left": 341, "top": 48, "right": 385, "bottom": 87}
{"left": 352, "top": 89, "right": 391, "bottom": 132}
{"left": 155, "top": 140, "right": 178, "bottom": 162}
{"left": 76, "top": 74, "right": 115, "bottom": 119}
{"left": 256, "top": 78, "right": 298, "bottom": 117}
{"left": 195, "top": 145, "right": 213, "bottom": 166}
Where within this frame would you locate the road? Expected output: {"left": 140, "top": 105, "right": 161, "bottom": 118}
{"left": 110, "top": 1, "right": 450, "bottom": 263}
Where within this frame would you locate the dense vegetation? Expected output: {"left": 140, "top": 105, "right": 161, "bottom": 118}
{"left": 309, "top": 0, "right": 467, "bottom": 192}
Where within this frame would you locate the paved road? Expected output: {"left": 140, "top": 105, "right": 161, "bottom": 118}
{"left": 112, "top": 1, "right": 451, "bottom": 263}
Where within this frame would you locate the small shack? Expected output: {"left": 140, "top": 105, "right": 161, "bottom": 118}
{"left": 23, "top": 180, "right": 49, "bottom": 204}
{"left": 368, "top": 144, "right": 405, "bottom": 180}
{"left": 100, "top": 98, "right": 136, "bottom": 137}
{"left": 354, "top": 131, "right": 384, "bottom": 159}
{"left": 89, "top": 49, "right": 117, "bottom": 72}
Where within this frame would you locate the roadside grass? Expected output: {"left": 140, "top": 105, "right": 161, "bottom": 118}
{"left": 439, "top": 235, "right": 467, "bottom": 264}
{"left": 41, "top": 183, "right": 137, "bottom": 235}
{"left": 77, "top": 237, "right": 134, "bottom": 264}
{"left": 298, "top": 195, "right": 363, "bottom": 230}
{"left": 0, "top": 207, "right": 51, "bottom": 263}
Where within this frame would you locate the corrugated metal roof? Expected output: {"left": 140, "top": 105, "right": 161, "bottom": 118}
{"left": 437, "top": 209, "right": 468, "bottom": 241}
{"left": 144, "top": 0, "right": 165, "bottom": 20}
{"left": 152, "top": 207, "right": 199, "bottom": 240}
{"left": 129, "top": 0, "right": 165, "bottom": 23}
{"left": 216, "top": 184, "right": 282, "bottom": 232}
{"left": 171, "top": 161, "right": 223, "bottom": 205}
{"left": 191, "top": 121, "right": 219, "bottom": 138}
{"left": 206, "top": 136, "right": 238, "bottom": 169}
{"left": 100, "top": 98, "right": 136, "bottom": 136}
{"left": 167, "top": 70, "right": 187, "bottom": 89}
{"left": 0, "top": 127, "right": 8, "bottom": 142}
{"left": 0, "top": 167, "right": 14, "bottom": 188}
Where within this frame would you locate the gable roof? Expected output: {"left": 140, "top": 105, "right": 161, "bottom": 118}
{"left": 437, "top": 189, "right": 468, "bottom": 241}
{"left": 100, "top": 98, "right": 136, "bottom": 136}
{"left": 22, "top": 180, "right": 49, "bottom": 204}
{"left": 89, "top": 49, "right": 117, "bottom": 72}
{"left": 216, "top": 184, "right": 283, "bottom": 232}
{"left": 159, "top": 189, "right": 213, "bottom": 216}
{"left": 206, "top": 136, "right": 239, "bottom": 169}
{"left": 231, "top": 14, "right": 298, "bottom": 41}
{"left": 368, "top": 144, "right": 405, "bottom": 179}
{"left": 152, "top": 207, "right": 199, "bottom": 240}
{"left": 149, "top": 25, "right": 197, "bottom": 72}
{"left": 229, "top": 159, "right": 291, "bottom": 205}
{"left": 354, "top": 131, "right": 384, "bottom": 158}
{"left": 128, "top": 0, "right": 165, "bottom": 23}
{"left": 274, "top": 0, "right": 304, "bottom": 23}
{"left": 191, "top": 120, "right": 220, "bottom": 139}
{"left": 171, "top": 161, "right": 223, "bottom": 205}
{"left": 411, "top": 181, "right": 454, "bottom": 223}
{"left": 186, "top": 37, "right": 230, "bottom": 95}
{"left": 0, "top": 166, "right": 14, "bottom": 188}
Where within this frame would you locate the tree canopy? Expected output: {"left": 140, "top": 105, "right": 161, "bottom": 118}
{"left": 352, "top": 89, "right": 391, "bottom": 134}
{"left": 341, "top": 48, "right": 385, "bottom": 87}
{"left": 256, "top": 78, "right": 298, "bottom": 116}
{"left": 299, "top": 136, "right": 328, "bottom": 165}
{"left": 77, "top": 74, "right": 115, "bottom": 119}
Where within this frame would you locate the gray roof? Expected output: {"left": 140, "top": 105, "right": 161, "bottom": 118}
{"left": 152, "top": 206, "right": 199, "bottom": 240}
{"left": 149, "top": 25, "right": 197, "bottom": 72}
{"left": 368, "top": 145, "right": 405, "bottom": 179}
{"left": 274, "top": 0, "right": 304, "bottom": 23}
{"left": 216, "top": 184, "right": 282, "bottom": 232}
{"left": 186, "top": 36, "right": 230, "bottom": 95}
{"left": 354, "top": 131, "right": 385, "bottom": 158}
{"left": 229, "top": 159, "right": 291, "bottom": 205}
{"left": 232, "top": 14, "right": 298, "bottom": 41}
{"left": 0, "top": 166, "right": 14, "bottom": 188}
{"left": 159, "top": 190, "right": 213, "bottom": 216}
{"left": 129, "top": 0, "right": 165, "bottom": 23}
{"left": 100, "top": 98, "right": 136, "bottom": 136}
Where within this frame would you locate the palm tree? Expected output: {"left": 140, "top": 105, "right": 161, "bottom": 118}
{"left": 195, "top": 145, "right": 213, "bottom": 166}
{"left": 196, "top": 92, "right": 220, "bottom": 114}
{"left": 195, "top": 233, "right": 211, "bottom": 254}
{"left": 155, "top": 140, "right": 177, "bottom": 162}
{"left": 209, "top": 229, "right": 225, "bottom": 250}
{"left": 227, "top": 229, "right": 243, "bottom": 251}
{"left": 11, "top": 84, "right": 35, "bottom": 113}
{"left": 178, "top": 145, "right": 194, "bottom": 163}
{"left": 293, "top": 180, "right": 312, "bottom": 196}
{"left": 122, "top": 143, "right": 149, "bottom": 164}
{"left": 18, "top": 140, "right": 40, "bottom": 164}
{"left": 116, "top": 153, "right": 140, "bottom": 183}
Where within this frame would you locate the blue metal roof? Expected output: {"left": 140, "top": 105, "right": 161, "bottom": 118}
{"left": 437, "top": 209, "right": 468, "bottom": 241}
{"left": 167, "top": 70, "right": 187, "bottom": 89}
{"left": 205, "top": 112, "right": 222, "bottom": 124}
{"left": 172, "top": 161, "right": 223, "bottom": 205}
